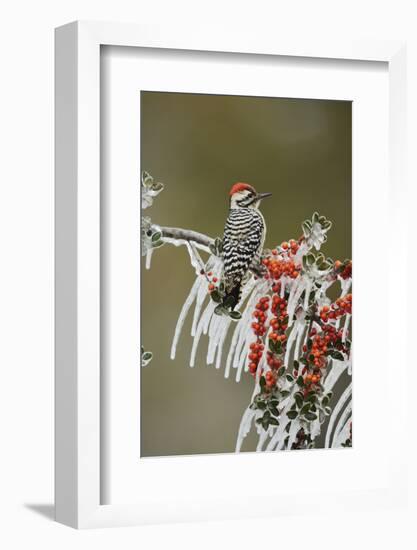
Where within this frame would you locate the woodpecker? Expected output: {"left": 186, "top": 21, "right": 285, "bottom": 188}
{"left": 222, "top": 182, "right": 272, "bottom": 310}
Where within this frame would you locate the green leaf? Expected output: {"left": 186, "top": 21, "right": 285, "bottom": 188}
{"left": 278, "top": 366, "right": 286, "bottom": 377}
{"left": 286, "top": 374, "right": 294, "bottom": 383}
{"left": 269, "top": 407, "right": 279, "bottom": 417}
{"left": 294, "top": 391, "right": 304, "bottom": 407}
{"left": 229, "top": 310, "right": 242, "bottom": 320}
{"left": 224, "top": 296, "right": 235, "bottom": 309}
{"left": 280, "top": 390, "right": 290, "bottom": 398}
{"left": 285, "top": 421, "right": 291, "bottom": 433}
{"left": 260, "top": 376, "right": 266, "bottom": 389}
{"left": 302, "top": 222, "right": 311, "bottom": 238}
{"left": 296, "top": 376, "right": 305, "bottom": 387}
{"left": 210, "top": 290, "right": 222, "bottom": 303}
{"left": 142, "top": 171, "right": 155, "bottom": 188}
{"left": 294, "top": 394, "right": 303, "bottom": 408}
{"left": 293, "top": 360, "right": 300, "bottom": 370}
{"left": 269, "top": 417, "right": 279, "bottom": 426}
{"left": 262, "top": 419, "right": 269, "bottom": 431}
{"left": 257, "top": 401, "right": 267, "bottom": 410}
{"left": 306, "top": 253, "right": 315, "bottom": 266}
{"left": 322, "top": 395, "right": 330, "bottom": 407}
{"left": 151, "top": 231, "right": 162, "bottom": 242}
{"left": 142, "top": 351, "right": 153, "bottom": 362}
{"left": 214, "top": 304, "right": 226, "bottom": 316}
{"left": 263, "top": 410, "right": 271, "bottom": 421}
{"left": 331, "top": 351, "right": 344, "bottom": 361}
{"left": 300, "top": 403, "right": 312, "bottom": 415}
{"left": 287, "top": 410, "right": 298, "bottom": 420}
{"left": 152, "top": 240, "right": 164, "bottom": 249}
{"left": 306, "top": 392, "right": 317, "bottom": 403}
{"left": 305, "top": 412, "right": 318, "bottom": 421}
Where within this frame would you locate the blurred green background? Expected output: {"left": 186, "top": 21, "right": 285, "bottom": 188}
{"left": 140, "top": 91, "right": 351, "bottom": 457}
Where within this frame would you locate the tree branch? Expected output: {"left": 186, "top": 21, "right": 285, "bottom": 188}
{"left": 159, "top": 226, "right": 215, "bottom": 249}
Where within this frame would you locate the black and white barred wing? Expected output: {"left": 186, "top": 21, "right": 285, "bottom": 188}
{"left": 222, "top": 209, "right": 264, "bottom": 292}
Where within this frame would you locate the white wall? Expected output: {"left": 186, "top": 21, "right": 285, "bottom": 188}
{"left": 0, "top": 1, "right": 415, "bottom": 547}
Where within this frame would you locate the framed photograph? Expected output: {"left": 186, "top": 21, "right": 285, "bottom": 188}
{"left": 55, "top": 21, "right": 407, "bottom": 528}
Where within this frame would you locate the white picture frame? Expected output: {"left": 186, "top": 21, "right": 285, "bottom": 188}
{"left": 55, "top": 21, "right": 407, "bottom": 528}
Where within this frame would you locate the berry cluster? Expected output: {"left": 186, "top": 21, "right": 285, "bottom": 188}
{"left": 241, "top": 217, "right": 352, "bottom": 443}
{"left": 266, "top": 290, "right": 289, "bottom": 376}
{"left": 319, "top": 293, "right": 352, "bottom": 322}
{"left": 265, "top": 370, "right": 277, "bottom": 388}
{"left": 279, "top": 239, "right": 300, "bottom": 255}
{"left": 248, "top": 341, "right": 264, "bottom": 375}
{"left": 251, "top": 296, "right": 269, "bottom": 337}
{"left": 248, "top": 278, "right": 292, "bottom": 391}
{"left": 205, "top": 271, "right": 218, "bottom": 292}
{"left": 262, "top": 255, "right": 300, "bottom": 281}
{"left": 334, "top": 259, "right": 352, "bottom": 280}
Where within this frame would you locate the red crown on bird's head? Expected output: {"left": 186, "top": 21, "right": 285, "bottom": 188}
{"left": 229, "top": 182, "right": 256, "bottom": 196}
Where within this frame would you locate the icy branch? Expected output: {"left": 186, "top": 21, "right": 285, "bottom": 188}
{"left": 160, "top": 226, "right": 214, "bottom": 250}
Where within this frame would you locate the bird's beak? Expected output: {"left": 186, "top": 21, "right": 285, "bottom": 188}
{"left": 257, "top": 192, "right": 272, "bottom": 200}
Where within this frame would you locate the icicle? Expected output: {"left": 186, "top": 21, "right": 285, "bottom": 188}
{"left": 287, "top": 276, "right": 306, "bottom": 324}
{"left": 325, "top": 382, "right": 352, "bottom": 448}
{"left": 190, "top": 299, "right": 216, "bottom": 367}
{"left": 145, "top": 248, "right": 154, "bottom": 270}
{"left": 191, "top": 256, "right": 222, "bottom": 337}
{"left": 333, "top": 412, "right": 352, "bottom": 447}
{"left": 287, "top": 419, "right": 301, "bottom": 450}
{"left": 235, "top": 408, "right": 256, "bottom": 452}
{"left": 256, "top": 428, "right": 270, "bottom": 452}
{"left": 339, "top": 277, "right": 352, "bottom": 297}
{"left": 170, "top": 277, "right": 201, "bottom": 359}
{"left": 185, "top": 241, "right": 204, "bottom": 275}
{"left": 280, "top": 277, "right": 287, "bottom": 298}
{"left": 191, "top": 281, "right": 210, "bottom": 337}
{"left": 333, "top": 403, "right": 352, "bottom": 446}
{"left": 303, "top": 278, "right": 312, "bottom": 310}
{"left": 214, "top": 319, "right": 231, "bottom": 369}
{"left": 293, "top": 319, "right": 306, "bottom": 361}
{"left": 323, "top": 358, "right": 349, "bottom": 393}
{"left": 284, "top": 319, "right": 299, "bottom": 366}
{"left": 342, "top": 314, "right": 351, "bottom": 342}
{"left": 206, "top": 313, "right": 227, "bottom": 364}
{"left": 310, "top": 419, "right": 321, "bottom": 442}
{"left": 224, "top": 279, "right": 264, "bottom": 379}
